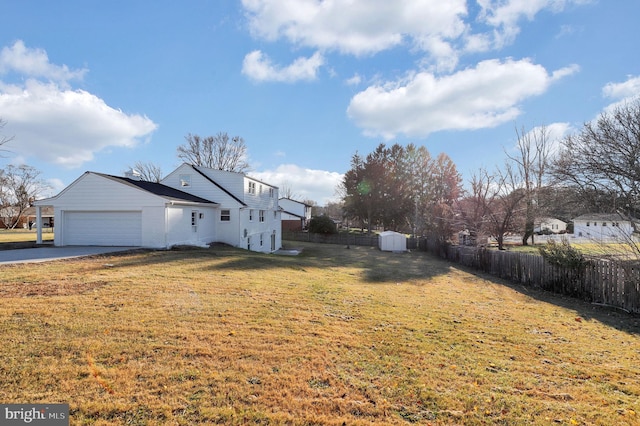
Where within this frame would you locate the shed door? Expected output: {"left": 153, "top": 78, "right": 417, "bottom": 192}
{"left": 64, "top": 211, "right": 142, "bottom": 246}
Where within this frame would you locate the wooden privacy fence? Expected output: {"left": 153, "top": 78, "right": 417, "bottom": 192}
{"left": 283, "top": 231, "right": 379, "bottom": 247}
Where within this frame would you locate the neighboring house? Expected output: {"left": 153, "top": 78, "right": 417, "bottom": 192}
{"left": 279, "top": 198, "right": 312, "bottom": 231}
{"left": 33, "top": 164, "right": 282, "bottom": 253}
{"left": 23, "top": 206, "right": 54, "bottom": 229}
{"left": 534, "top": 217, "right": 567, "bottom": 234}
{"left": 572, "top": 213, "right": 638, "bottom": 241}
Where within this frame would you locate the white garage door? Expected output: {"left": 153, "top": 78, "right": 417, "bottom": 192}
{"left": 64, "top": 211, "right": 142, "bottom": 246}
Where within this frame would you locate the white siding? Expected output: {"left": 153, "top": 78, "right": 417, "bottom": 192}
{"left": 162, "top": 164, "right": 243, "bottom": 208}
{"left": 166, "top": 205, "right": 217, "bottom": 247}
{"left": 574, "top": 220, "right": 634, "bottom": 241}
{"left": 162, "top": 164, "right": 281, "bottom": 252}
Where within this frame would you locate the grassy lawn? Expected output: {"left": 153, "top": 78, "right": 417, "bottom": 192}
{"left": 0, "top": 228, "right": 54, "bottom": 243}
{"left": 503, "top": 241, "right": 639, "bottom": 260}
{"left": 1, "top": 242, "right": 639, "bottom": 425}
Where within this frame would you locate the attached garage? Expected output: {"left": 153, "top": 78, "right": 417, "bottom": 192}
{"left": 34, "top": 171, "right": 218, "bottom": 249}
{"left": 63, "top": 211, "right": 142, "bottom": 246}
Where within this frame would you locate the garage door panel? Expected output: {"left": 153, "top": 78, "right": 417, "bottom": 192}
{"left": 64, "top": 211, "right": 142, "bottom": 246}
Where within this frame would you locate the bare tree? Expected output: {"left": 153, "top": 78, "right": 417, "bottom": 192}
{"left": 0, "top": 118, "right": 14, "bottom": 156}
{"left": 506, "top": 125, "right": 552, "bottom": 245}
{"left": 552, "top": 99, "right": 640, "bottom": 258}
{"left": 279, "top": 182, "right": 299, "bottom": 200}
{"left": 129, "top": 161, "right": 163, "bottom": 182}
{"left": 455, "top": 168, "right": 493, "bottom": 246}
{"left": 177, "top": 132, "right": 250, "bottom": 173}
{"left": 0, "top": 165, "right": 50, "bottom": 229}
{"left": 485, "top": 164, "right": 527, "bottom": 250}
{"left": 458, "top": 165, "right": 526, "bottom": 250}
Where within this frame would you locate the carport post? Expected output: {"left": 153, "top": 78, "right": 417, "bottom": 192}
{"left": 36, "top": 205, "right": 42, "bottom": 244}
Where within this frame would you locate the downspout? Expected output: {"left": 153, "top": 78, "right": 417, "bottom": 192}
{"left": 36, "top": 205, "right": 42, "bottom": 244}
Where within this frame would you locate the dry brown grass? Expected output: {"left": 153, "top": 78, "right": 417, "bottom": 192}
{"left": 0, "top": 229, "right": 54, "bottom": 244}
{"left": 1, "top": 242, "right": 639, "bottom": 425}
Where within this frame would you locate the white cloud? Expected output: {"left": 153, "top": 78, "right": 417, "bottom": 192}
{"left": 598, "top": 75, "right": 640, "bottom": 116}
{"left": 347, "top": 58, "right": 578, "bottom": 139}
{"left": 509, "top": 122, "right": 572, "bottom": 156}
{"left": 345, "top": 73, "right": 362, "bottom": 86}
{"left": 602, "top": 76, "right": 640, "bottom": 100}
{"left": 251, "top": 164, "right": 343, "bottom": 205}
{"left": 476, "top": 0, "right": 591, "bottom": 49}
{"left": 0, "top": 41, "right": 157, "bottom": 168}
{"left": 242, "top": 1, "right": 591, "bottom": 74}
{"left": 0, "top": 40, "right": 86, "bottom": 85}
{"left": 242, "top": 50, "right": 324, "bottom": 83}
{"left": 242, "top": 0, "right": 468, "bottom": 68}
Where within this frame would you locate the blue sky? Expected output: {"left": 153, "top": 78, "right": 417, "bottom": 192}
{"left": 1, "top": 1, "right": 639, "bottom": 205}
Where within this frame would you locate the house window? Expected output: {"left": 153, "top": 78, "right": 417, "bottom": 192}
{"left": 602, "top": 222, "right": 607, "bottom": 226}
{"left": 594, "top": 222, "right": 597, "bottom": 226}
{"left": 259, "top": 210, "right": 265, "bottom": 222}
{"left": 586, "top": 222, "right": 590, "bottom": 226}
{"left": 249, "top": 209, "right": 254, "bottom": 221}
{"left": 260, "top": 233, "right": 264, "bottom": 246}
{"left": 221, "top": 209, "right": 231, "bottom": 222}
{"left": 248, "top": 182, "right": 256, "bottom": 194}
{"left": 273, "top": 210, "right": 277, "bottom": 219}
{"left": 259, "top": 184, "right": 263, "bottom": 195}
{"left": 180, "top": 174, "right": 191, "bottom": 187}
{"left": 269, "top": 188, "right": 274, "bottom": 198}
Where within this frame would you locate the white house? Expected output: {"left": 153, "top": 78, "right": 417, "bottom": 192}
{"left": 34, "top": 164, "right": 282, "bottom": 253}
{"left": 572, "top": 213, "right": 638, "bottom": 242}
{"left": 534, "top": 217, "right": 567, "bottom": 234}
{"left": 279, "top": 198, "right": 312, "bottom": 231}
{"left": 161, "top": 164, "right": 281, "bottom": 252}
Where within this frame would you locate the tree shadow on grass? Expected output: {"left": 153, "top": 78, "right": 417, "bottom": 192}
{"left": 201, "top": 242, "right": 453, "bottom": 283}
{"left": 452, "top": 262, "right": 640, "bottom": 336}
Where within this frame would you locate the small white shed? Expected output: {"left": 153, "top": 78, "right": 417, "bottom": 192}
{"left": 378, "top": 231, "right": 407, "bottom": 252}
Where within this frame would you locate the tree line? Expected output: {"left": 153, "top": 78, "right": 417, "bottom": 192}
{"left": 338, "top": 99, "right": 640, "bottom": 252}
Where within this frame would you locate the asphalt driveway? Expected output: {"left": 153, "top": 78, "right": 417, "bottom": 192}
{"left": 0, "top": 246, "right": 138, "bottom": 265}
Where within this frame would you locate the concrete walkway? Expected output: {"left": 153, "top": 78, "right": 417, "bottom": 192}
{"left": 0, "top": 246, "right": 137, "bottom": 265}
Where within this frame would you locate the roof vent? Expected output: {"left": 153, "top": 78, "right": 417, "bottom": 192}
{"left": 125, "top": 168, "right": 142, "bottom": 181}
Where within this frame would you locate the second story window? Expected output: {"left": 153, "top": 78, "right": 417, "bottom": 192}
{"left": 248, "top": 182, "right": 256, "bottom": 194}
{"left": 259, "top": 210, "right": 265, "bottom": 222}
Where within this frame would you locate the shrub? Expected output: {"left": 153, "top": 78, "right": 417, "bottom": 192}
{"left": 308, "top": 216, "right": 337, "bottom": 234}
{"left": 538, "top": 239, "right": 585, "bottom": 269}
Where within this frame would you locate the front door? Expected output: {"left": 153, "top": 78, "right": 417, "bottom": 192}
{"left": 191, "top": 210, "right": 199, "bottom": 241}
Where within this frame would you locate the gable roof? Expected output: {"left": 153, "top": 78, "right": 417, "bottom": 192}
{"left": 281, "top": 210, "right": 305, "bottom": 219}
{"left": 279, "top": 198, "right": 312, "bottom": 207}
{"left": 573, "top": 213, "right": 633, "bottom": 222}
{"left": 189, "top": 165, "right": 247, "bottom": 207}
{"left": 97, "top": 173, "right": 218, "bottom": 205}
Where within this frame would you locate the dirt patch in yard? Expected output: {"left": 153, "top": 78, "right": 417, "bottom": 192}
{"left": 0, "top": 275, "right": 109, "bottom": 297}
